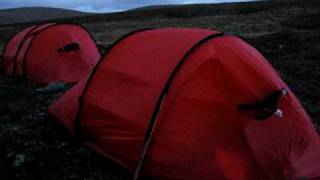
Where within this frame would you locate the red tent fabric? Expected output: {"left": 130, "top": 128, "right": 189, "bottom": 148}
{"left": 1, "top": 23, "right": 100, "bottom": 84}
{"left": 49, "top": 28, "right": 320, "bottom": 179}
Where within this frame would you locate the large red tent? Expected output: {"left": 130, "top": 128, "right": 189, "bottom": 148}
{"left": 49, "top": 28, "right": 320, "bottom": 179}
{"left": 1, "top": 22, "right": 100, "bottom": 84}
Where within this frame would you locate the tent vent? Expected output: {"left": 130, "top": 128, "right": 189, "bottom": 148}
{"left": 58, "top": 42, "right": 80, "bottom": 53}
{"left": 239, "top": 88, "right": 288, "bottom": 120}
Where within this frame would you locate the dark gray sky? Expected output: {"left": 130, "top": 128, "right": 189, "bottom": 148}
{"left": 0, "top": 0, "right": 253, "bottom": 13}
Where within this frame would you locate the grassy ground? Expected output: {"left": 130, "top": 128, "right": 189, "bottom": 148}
{"left": 0, "top": 1, "right": 319, "bottom": 179}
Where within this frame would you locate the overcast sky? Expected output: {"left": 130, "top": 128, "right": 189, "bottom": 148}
{"left": 0, "top": 0, "right": 254, "bottom": 13}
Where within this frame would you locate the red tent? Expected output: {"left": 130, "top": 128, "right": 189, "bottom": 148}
{"left": 1, "top": 22, "right": 100, "bottom": 84}
{"left": 49, "top": 28, "right": 320, "bottom": 179}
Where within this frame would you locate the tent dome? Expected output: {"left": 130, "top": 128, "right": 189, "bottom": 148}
{"left": 49, "top": 28, "right": 320, "bottom": 179}
{"left": 1, "top": 22, "right": 100, "bottom": 84}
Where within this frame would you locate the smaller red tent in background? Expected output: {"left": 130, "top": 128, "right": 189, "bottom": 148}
{"left": 49, "top": 28, "right": 320, "bottom": 179}
{"left": 1, "top": 22, "right": 100, "bottom": 84}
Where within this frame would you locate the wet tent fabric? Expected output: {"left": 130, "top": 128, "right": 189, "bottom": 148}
{"left": 49, "top": 28, "right": 320, "bottom": 179}
{"left": 2, "top": 23, "right": 100, "bottom": 84}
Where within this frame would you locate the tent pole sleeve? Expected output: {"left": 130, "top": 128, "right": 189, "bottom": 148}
{"left": 12, "top": 24, "right": 43, "bottom": 76}
{"left": 133, "top": 32, "right": 225, "bottom": 180}
{"left": 21, "top": 23, "right": 59, "bottom": 79}
{"left": 74, "top": 28, "right": 154, "bottom": 137}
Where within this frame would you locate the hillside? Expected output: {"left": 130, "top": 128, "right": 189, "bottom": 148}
{"left": 2, "top": 0, "right": 317, "bottom": 27}
{"left": 0, "top": 7, "right": 89, "bottom": 25}
{"left": 66, "top": 0, "right": 319, "bottom": 23}
{"left": 0, "top": 0, "right": 319, "bottom": 179}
